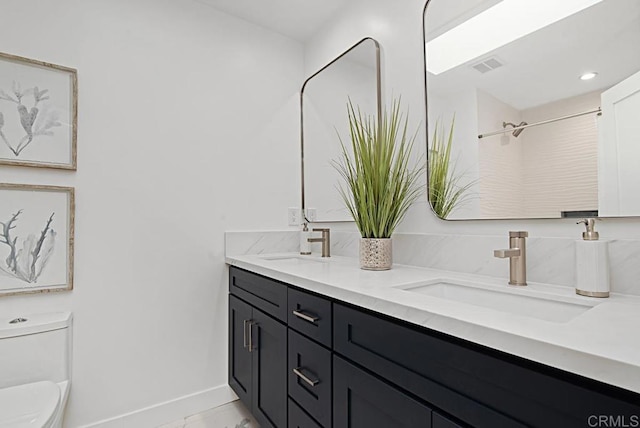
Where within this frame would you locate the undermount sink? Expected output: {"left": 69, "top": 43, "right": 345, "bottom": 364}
{"left": 259, "top": 255, "right": 328, "bottom": 264}
{"left": 397, "top": 279, "right": 598, "bottom": 323}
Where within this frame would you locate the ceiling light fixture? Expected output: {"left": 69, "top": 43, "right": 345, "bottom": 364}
{"left": 426, "top": 0, "right": 602, "bottom": 75}
{"left": 580, "top": 72, "right": 598, "bottom": 81}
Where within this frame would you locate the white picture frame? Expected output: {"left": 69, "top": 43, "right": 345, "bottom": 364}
{"left": 0, "top": 51, "right": 77, "bottom": 170}
{"left": 0, "top": 183, "right": 74, "bottom": 296}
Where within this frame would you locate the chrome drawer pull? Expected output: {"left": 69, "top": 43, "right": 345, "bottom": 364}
{"left": 292, "top": 310, "right": 319, "bottom": 324}
{"left": 248, "top": 320, "right": 256, "bottom": 353}
{"left": 243, "top": 319, "right": 249, "bottom": 349}
{"left": 293, "top": 367, "right": 320, "bottom": 387}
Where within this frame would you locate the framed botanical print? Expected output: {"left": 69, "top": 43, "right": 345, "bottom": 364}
{"left": 0, "top": 51, "right": 77, "bottom": 170}
{"left": 0, "top": 183, "right": 74, "bottom": 296}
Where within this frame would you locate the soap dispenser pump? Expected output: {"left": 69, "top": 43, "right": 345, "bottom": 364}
{"left": 300, "top": 222, "right": 311, "bottom": 255}
{"left": 575, "top": 219, "right": 610, "bottom": 298}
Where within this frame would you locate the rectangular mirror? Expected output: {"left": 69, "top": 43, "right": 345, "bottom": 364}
{"left": 301, "top": 38, "right": 381, "bottom": 222}
{"left": 423, "top": 0, "right": 640, "bottom": 220}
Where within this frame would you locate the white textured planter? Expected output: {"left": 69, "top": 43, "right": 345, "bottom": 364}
{"left": 359, "top": 238, "right": 392, "bottom": 270}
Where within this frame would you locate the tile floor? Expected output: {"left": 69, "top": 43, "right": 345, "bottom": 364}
{"left": 158, "top": 400, "right": 258, "bottom": 428}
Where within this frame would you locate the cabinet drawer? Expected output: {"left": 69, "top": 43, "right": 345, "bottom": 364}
{"left": 288, "top": 329, "right": 332, "bottom": 427}
{"left": 288, "top": 398, "right": 323, "bottom": 428}
{"left": 229, "top": 267, "right": 288, "bottom": 322}
{"left": 334, "top": 303, "right": 640, "bottom": 428}
{"left": 334, "top": 304, "right": 523, "bottom": 428}
{"left": 288, "top": 287, "right": 332, "bottom": 347}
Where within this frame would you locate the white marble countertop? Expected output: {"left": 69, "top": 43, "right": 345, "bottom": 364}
{"left": 226, "top": 253, "right": 640, "bottom": 394}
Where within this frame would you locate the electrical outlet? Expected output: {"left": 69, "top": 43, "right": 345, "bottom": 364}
{"left": 288, "top": 207, "right": 301, "bottom": 226}
{"left": 305, "top": 208, "right": 317, "bottom": 222}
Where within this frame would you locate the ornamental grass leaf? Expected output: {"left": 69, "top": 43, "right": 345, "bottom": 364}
{"left": 333, "top": 97, "right": 424, "bottom": 238}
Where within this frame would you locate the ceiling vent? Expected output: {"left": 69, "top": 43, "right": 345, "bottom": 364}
{"left": 471, "top": 57, "right": 504, "bottom": 74}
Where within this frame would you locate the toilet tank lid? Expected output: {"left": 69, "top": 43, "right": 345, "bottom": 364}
{"left": 0, "top": 312, "right": 72, "bottom": 339}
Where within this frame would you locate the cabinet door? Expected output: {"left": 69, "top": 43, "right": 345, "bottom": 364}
{"left": 251, "top": 307, "right": 288, "bottom": 428}
{"left": 289, "top": 398, "right": 323, "bottom": 428}
{"left": 333, "top": 356, "right": 432, "bottom": 428}
{"left": 599, "top": 69, "right": 640, "bottom": 216}
{"left": 229, "top": 295, "right": 252, "bottom": 409}
{"left": 433, "top": 412, "right": 464, "bottom": 428}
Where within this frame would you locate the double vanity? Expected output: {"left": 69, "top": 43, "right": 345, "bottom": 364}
{"left": 225, "top": 0, "right": 640, "bottom": 426}
{"left": 226, "top": 251, "right": 640, "bottom": 428}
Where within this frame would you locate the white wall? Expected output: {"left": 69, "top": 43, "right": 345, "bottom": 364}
{"left": 304, "top": 0, "right": 431, "bottom": 227}
{"left": 304, "top": 0, "right": 640, "bottom": 240}
{"left": 0, "top": 0, "right": 302, "bottom": 426}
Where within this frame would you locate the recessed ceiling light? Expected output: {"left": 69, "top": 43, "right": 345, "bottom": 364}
{"left": 426, "top": 0, "right": 602, "bottom": 75}
{"left": 580, "top": 72, "right": 598, "bottom": 81}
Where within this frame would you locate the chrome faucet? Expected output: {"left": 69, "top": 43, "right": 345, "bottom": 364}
{"left": 308, "top": 228, "right": 330, "bottom": 257}
{"left": 494, "top": 231, "right": 528, "bottom": 286}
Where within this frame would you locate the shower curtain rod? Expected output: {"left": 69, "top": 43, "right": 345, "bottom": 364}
{"left": 477, "top": 107, "right": 602, "bottom": 139}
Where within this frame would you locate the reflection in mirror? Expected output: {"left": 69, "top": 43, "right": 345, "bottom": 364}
{"left": 423, "top": 0, "right": 640, "bottom": 219}
{"left": 302, "top": 38, "right": 381, "bottom": 222}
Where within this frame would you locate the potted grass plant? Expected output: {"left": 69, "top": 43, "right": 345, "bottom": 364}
{"left": 428, "top": 117, "right": 474, "bottom": 219}
{"left": 333, "top": 98, "right": 423, "bottom": 270}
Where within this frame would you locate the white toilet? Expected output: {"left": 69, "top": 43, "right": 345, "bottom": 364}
{"left": 0, "top": 312, "right": 72, "bottom": 428}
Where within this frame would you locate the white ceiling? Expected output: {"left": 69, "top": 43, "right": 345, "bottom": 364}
{"left": 195, "top": 0, "right": 640, "bottom": 112}
{"left": 194, "top": 0, "right": 348, "bottom": 41}
{"left": 426, "top": 0, "right": 640, "bottom": 110}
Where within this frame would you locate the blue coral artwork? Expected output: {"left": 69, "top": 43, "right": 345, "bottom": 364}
{"left": 0, "top": 51, "right": 77, "bottom": 170}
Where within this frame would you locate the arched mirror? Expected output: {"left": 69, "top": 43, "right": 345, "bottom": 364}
{"left": 301, "top": 37, "right": 381, "bottom": 222}
{"left": 423, "top": 0, "right": 640, "bottom": 220}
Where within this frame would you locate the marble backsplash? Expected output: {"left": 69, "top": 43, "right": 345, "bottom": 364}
{"left": 225, "top": 230, "right": 640, "bottom": 296}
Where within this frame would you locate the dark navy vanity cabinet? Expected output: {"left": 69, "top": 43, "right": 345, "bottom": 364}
{"left": 333, "top": 355, "right": 433, "bottom": 427}
{"left": 229, "top": 270, "right": 288, "bottom": 428}
{"left": 229, "top": 266, "right": 640, "bottom": 428}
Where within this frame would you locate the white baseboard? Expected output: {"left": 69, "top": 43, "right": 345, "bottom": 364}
{"left": 78, "top": 384, "right": 238, "bottom": 428}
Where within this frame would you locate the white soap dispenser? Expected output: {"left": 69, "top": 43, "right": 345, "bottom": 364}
{"left": 300, "top": 222, "right": 311, "bottom": 255}
{"left": 575, "top": 218, "right": 610, "bottom": 298}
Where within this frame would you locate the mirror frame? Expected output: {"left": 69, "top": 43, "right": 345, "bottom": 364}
{"left": 421, "top": 0, "right": 640, "bottom": 221}
{"left": 300, "top": 37, "right": 382, "bottom": 223}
